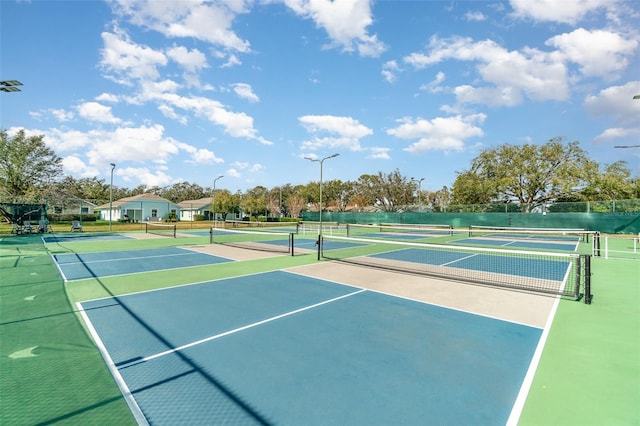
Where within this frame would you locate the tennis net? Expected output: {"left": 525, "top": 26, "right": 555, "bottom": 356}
{"left": 145, "top": 222, "right": 176, "bottom": 238}
{"left": 347, "top": 223, "right": 454, "bottom": 239}
{"left": 224, "top": 220, "right": 299, "bottom": 233}
{"left": 210, "top": 228, "right": 295, "bottom": 255}
{"left": 468, "top": 225, "right": 597, "bottom": 243}
{"left": 319, "top": 234, "right": 592, "bottom": 303}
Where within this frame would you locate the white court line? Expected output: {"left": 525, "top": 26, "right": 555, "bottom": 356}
{"left": 55, "top": 250, "right": 200, "bottom": 266}
{"left": 77, "top": 302, "right": 149, "bottom": 426}
{"left": 116, "top": 289, "right": 367, "bottom": 370}
{"left": 506, "top": 295, "right": 561, "bottom": 425}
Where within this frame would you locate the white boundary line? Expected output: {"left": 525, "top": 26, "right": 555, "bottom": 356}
{"left": 506, "top": 295, "right": 561, "bottom": 425}
{"left": 76, "top": 301, "right": 149, "bottom": 426}
{"left": 115, "top": 289, "right": 366, "bottom": 370}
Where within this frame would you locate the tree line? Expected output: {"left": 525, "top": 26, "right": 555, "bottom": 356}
{"left": 2, "top": 129, "right": 639, "bottom": 218}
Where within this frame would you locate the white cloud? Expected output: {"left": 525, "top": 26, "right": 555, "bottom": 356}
{"left": 158, "top": 104, "right": 188, "bottom": 125}
{"left": 45, "top": 129, "right": 98, "bottom": 152}
{"left": 220, "top": 53, "right": 242, "bottom": 68}
{"left": 61, "top": 155, "right": 100, "bottom": 178}
{"left": 593, "top": 127, "right": 639, "bottom": 143}
{"left": 546, "top": 28, "right": 637, "bottom": 78}
{"left": 404, "top": 36, "right": 570, "bottom": 105}
{"left": 49, "top": 108, "right": 74, "bottom": 122}
{"left": 100, "top": 28, "right": 168, "bottom": 83}
{"left": 109, "top": 0, "right": 251, "bottom": 52}
{"left": 382, "top": 60, "right": 400, "bottom": 83}
{"left": 464, "top": 11, "right": 486, "bottom": 22}
{"left": 283, "top": 0, "right": 386, "bottom": 57}
{"left": 166, "top": 45, "right": 209, "bottom": 73}
{"left": 367, "top": 147, "right": 391, "bottom": 160}
{"left": 419, "top": 72, "right": 446, "bottom": 93}
{"left": 95, "top": 92, "right": 120, "bottom": 103}
{"left": 232, "top": 83, "right": 259, "bottom": 102}
{"left": 387, "top": 114, "right": 486, "bottom": 153}
{"left": 225, "top": 161, "right": 263, "bottom": 178}
{"left": 509, "top": 0, "right": 614, "bottom": 24}
{"left": 77, "top": 102, "right": 121, "bottom": 124}
{"left": 299, "top": 115, "right": 373, "bottom": 151}
{"left": 189, "top": 148, "right": 224, "bottom": 165}
{"left": 134, "top": 90, "right": 271, "bottom": 144}
{"left": 586, "top": 81, "right": 640, "bottom": 142}
{"left": 225, "top": 168, "right": 241, "bottom": 178}
{"left": 117, "top": 166, "right": 175, "bottom": 187}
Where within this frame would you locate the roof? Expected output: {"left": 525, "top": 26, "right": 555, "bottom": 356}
{"left": 177, "top": 197, "right": 212, "bottom": 209}
{"left": 95, "top": 193, "right": 179, "bottom": 209}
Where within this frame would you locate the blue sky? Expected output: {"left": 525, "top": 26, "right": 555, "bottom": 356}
{"left": 1, "top": 0, "right": 639, "bottom": 193}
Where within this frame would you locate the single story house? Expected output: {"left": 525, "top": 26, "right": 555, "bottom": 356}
{"left": 96, "top": 193, "right": 180, "bottom": 222}
{"left": 178, "top": 197, "right": 213, "bottom": 221}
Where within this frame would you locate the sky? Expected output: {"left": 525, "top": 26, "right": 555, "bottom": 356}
{"left": 1, "top": 0, "right": 639, "bottom": 194}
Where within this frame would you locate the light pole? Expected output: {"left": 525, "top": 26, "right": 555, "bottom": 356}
{"left": 304, "top": 153, "right": 339, "bottom": 236}
{"left": 411, "top": 177, "right": 425, "bottom": 212}
{"left": 212, "top": 175, "right": 224, "bottom": 228}
{"left": 109, "top": 163, "right": 116, "bottom": 231}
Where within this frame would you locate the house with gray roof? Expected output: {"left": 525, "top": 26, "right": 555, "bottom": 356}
{"left": 178, "top": 197, "right": 213, "bottom": 221}
{"left": 96, "top": 193, "right": 180, "bottom": 222}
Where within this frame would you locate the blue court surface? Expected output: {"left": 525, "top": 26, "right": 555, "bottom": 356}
{"left": 53, "top": 247, "right": 231, "bottom": 281}
{"left": 369, "top": 247, "right": 570, "bottom": 281}
{"left": 352, "top": 232, "right": 431, "bottom": 240}
{"left": 457, "top": 237, "right": 579, "bottom": 251}
{"left": 43, "top": 234, "right": 134, "bottom": 243}
{"left": 79, "top": 270, "right": 542, "bottom": 425}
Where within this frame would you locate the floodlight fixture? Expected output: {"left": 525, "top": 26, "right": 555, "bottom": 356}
{"left": 0, "top": 80, "right": 23, "bottom": 92}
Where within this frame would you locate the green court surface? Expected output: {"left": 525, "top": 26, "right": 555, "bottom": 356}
{"left": 1, "top": 232, "right": 638, "bottom": 425}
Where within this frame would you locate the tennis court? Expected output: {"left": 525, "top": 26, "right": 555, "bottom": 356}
{"left": 2, "top": 227, "right": 637, "bottom": 426}
{"left": 43, "top": 233, "right": 135, "bottom": 243}
{"left": 79, "top": 270, "right": 544, "bottom": 425}
{"left": 53, "top": 247, "right": 232, "bottom": 281}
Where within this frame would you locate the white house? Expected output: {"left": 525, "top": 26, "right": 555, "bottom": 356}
{"left": 96, "top": 193, "right": 180, "bottom": 222}
{"left": 178, "top": 197, "right": 213, "bottom": 221}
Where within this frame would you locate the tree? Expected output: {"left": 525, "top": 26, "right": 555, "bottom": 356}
{"left": 159, "top": 182, "right": 206, "bottom": 203}
{"left": 241, "top": 186, "right": 268, "bottom": 218}
{"left": 0, "top": 129, "right": 63, "bottom": 198}
{"left": 451, "top": 137, "right": 592, "bottom": 211}
{"left": 286, "top": 193, "right": 306, "bottom": 218}
{"left": 580, "top": 161, "right": 636, "bottom": 200}
{"left": 426, "top": 186, "right": 452, "bottom": 212}
{"left": 211, "top": 189, "right": 235, "bottom": 221}
{"left": 356, "top": 169, "right": 414, "bottom": 212}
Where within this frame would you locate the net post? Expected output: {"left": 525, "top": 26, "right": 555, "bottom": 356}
{"left": 584, "top": 255, "right": 592, "bottom": 304}
{"left": 172, "top": 224, "right": 176, "bottom": 238}
{"left": 290, "top": 232, "right": 294, "bottom": 256}
{"left": 317, "top": 234, "right": 322, "bottom": 261}
{"left": 468, "top": 225, "right": 472, "bottom": 237}
{"left": 209, "top": 227, "right": 214, "bottom": 244}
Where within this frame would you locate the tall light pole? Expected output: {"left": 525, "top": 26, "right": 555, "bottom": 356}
{"left": 109, "top": 163, "right": 116, "bottom": 231}
{"left": 212, "top": 175, "right": 224, "bottom": 228}
{"left": 411, "top": 177, "right": 425, "bottom": 212}
{"left": 305, "top": 153, "right": 339, "bottom": 236}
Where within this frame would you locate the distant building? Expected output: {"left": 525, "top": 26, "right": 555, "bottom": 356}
{"left": 178, "top": 197, "right": 212, "bottom": 221}
{"left": 96, "top": 193, "right": 179, "bottom": 222}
